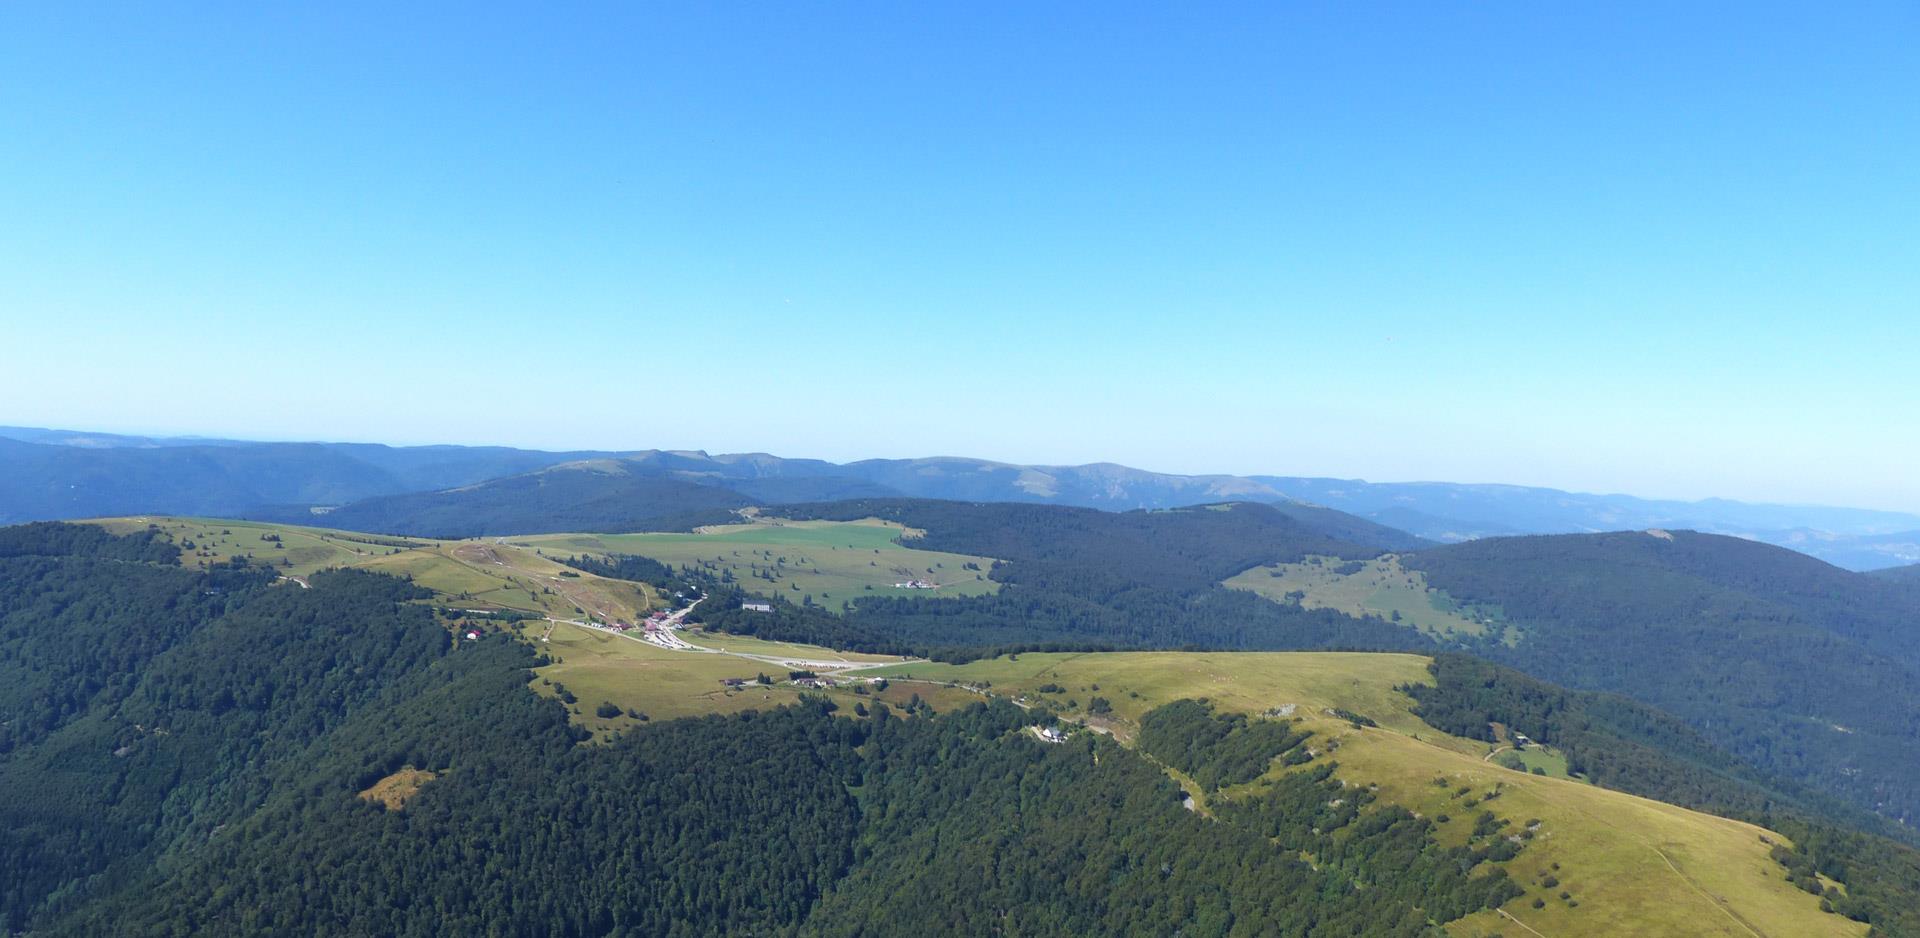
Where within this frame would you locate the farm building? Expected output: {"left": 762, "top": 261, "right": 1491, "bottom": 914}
{"left": 741, "top": 602, "right": 773, "bottom": 612}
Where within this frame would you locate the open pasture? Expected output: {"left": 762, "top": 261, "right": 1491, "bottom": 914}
{"left": 95, "top": 516, "right": 431, "bottom": 578}
{"left": 1225, "top": 554, "right": 1501, "bottom": 639}
{"left": 509, "top": 518, "right": 1001, "bottom": 611}
{"left": 516, "top": 621, "right": 808, "bottom": 735}
{"left": 92, "top": 517, "right": 656, "bottom": 621}
{"left": 853, "top": 651, "right": 1857, "bottom": 938}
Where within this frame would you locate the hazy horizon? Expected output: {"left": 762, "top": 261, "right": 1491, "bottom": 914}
{"left": 8, "top": 418, "right": 1919, "bottom": 519}
{"left": 4, "top": 4, "right": 1915, "bottom": 513}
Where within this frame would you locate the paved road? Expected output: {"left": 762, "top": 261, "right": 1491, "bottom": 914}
{"left": 553, "top": 593, "right": 925, "bottom": 673}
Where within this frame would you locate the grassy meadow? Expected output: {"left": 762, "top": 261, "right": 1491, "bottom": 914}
{"left": 1224, "top": 554, "right": 1501, "bottom": 639}
{"left": 516, "top": 621, "right": 958, "bottom": 740}
{"left": 516, "top": 621, "right": 808, "bottom": 735}
{"left": 93, "top": 517, "right": 658, "bottom": 622}
{"left": 79, "top": 518, "right": 1865, "bottom": 936}
{"left": 508, "top": 518, "right": 1001, "bottom": 611}
{"left": 852, "top": 651, "right": 1859, "bottom": 938}
{"left": 95, "top": 516, "right": 431, "bottom": 577}
{"left": 678, "top": 630, "right": 908, "bottom": 666}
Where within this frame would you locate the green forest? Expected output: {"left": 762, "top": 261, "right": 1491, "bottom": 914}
{"left": 699, "top": 500, "right": 1440, "bottom": 655}
{"left": 9, "top": 518, "right": 1920, "bottom": 935}
{"left": 1407, "top": 654, "right": 1920, "bottom": 935}
{"left": 0, "top": 524, "right": 1533, "bottom": 936}
{"left": 1404, "top": 532, "right": 1920, "bottom": 827}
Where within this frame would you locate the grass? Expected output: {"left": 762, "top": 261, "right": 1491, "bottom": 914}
{"left": 76, "top": 518, "right": 1868, "bottom": 936}
{"left": 357, "top": 767, "right": 439, "bottom": 810}
{"left": 369, "top": 542, "right": 656, "bottom": 622}
{"left": 508, "top": 518, "right": 1001, "bottom": 611}
{"left": 95, "top": 516, "right": 432, "bottom": 578}
{"left": 1223, "top": 554, "right": 1503, "bottom": 639}
{"left": 854, "top": 680, "right": 981, "bottom": 712}
{"left": 1506, "top": 745, "right": 1573, "bottom": 779}
{"left": 516, "top": 622, "right": 969, "bottom": 740}
{"left": 856, "top": 650, "right": 1456, "bottom": 743}
{"left": 519, "top": 621, "right": 811, "bottom": 735}
{"left": 849, "top": 651, "right": 1862, "bottom": 938}
{"left": 679, "top": 631, "right": 909, "bottom": 666}
{"left": 1347, "top": 729, "right": 1859, "bottom": 938}
{"left": 92, "top": 517, "right": 658, "bottom": 622}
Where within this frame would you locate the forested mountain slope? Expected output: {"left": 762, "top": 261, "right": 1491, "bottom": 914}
{"left": 1396, "top": 531, "right": 1920, "bottom": 827}
{"left": 725, "top": 512, "right": 1920, "bottom": 839}
{"left": 11, "top": 521, "right": 1855, "bottom": 937}
{"left": 850, "top": 650, "right": 1901, "bottom": 937}
{"left": 9, "top": 423, "right": 1915, "bottom": 568}
{"left": 771, "top": 498, "right": 1424, "bottom": 581}
{"left": 0, "top": 433, "right": 605, "bottom": 523}
{"left": 721, "top": 499, "right": 1441, "bottom": 654}
{"left": 250, "top": 461, "right": 755, "bottom": 538}
{"left": 1405, "top": 654, "right": 1920, "bottom": 935}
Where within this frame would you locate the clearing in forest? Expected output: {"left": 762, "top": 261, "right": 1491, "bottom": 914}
{"left": 358, "top": 767, "right": 439, "bottom": 810}
{"left": 508, "top": 518, "right": 1001, "bottom": 611}
{"left": 91, "top": 517, "right": 657, "bottom": 622}
{"left": 1224, "top": 554, "right": 1504, "bottom": 639}
{"left": 94, "top": 516, "right": 431, "bottom": 577}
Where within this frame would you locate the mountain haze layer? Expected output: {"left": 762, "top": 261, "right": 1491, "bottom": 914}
{"left": 3, "top": 426, "right": 1916, "bottom": 569}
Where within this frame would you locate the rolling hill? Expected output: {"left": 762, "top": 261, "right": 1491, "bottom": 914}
{"left": 848, "top": 650, "right": 1895, "bottom": 937}
{"left": 7, "top": 424, "right": 1918, "bottom": 569}
{"left": 0, "top": 430, "right": 601, "bottom": 522}
{"left": 115, "top": 490, "right": 1920, "bottom": 840}
{"left": 1870, "top": 562, "right": 1920, "bottom": 584}
{"left": 248, "top": 460, "right": 758, "bottom": 538}
{"left": 1213, "top": 529, "right": 1920, "bottom": 830}
{"left": 6, "top": 521, "right": 1909, "bottom": 937}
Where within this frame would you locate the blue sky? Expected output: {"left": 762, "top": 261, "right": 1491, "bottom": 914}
{"left": 2, "top": 3, "right": 1916, "bottom": 510}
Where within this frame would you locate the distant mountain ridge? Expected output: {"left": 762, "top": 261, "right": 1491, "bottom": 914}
{"left": 3, "top": 425, "right": 1916, "bottom": 568}
{"left": 247, "top": 461, "right": 758, "bottom": 539}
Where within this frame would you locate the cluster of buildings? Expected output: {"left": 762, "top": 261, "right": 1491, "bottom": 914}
{"left": 892, "top": 579, "right": 938, "bottom": 590}
{"left": 717, "top": 674, "right": 843, "bottom": 690}
{"left": 602, "top": 610, "right": 676, "bottom": 635}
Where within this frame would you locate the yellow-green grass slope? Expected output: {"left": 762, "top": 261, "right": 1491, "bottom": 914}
{"left": 91, "top": 517, "right": 658, "bottom": 622}
{"left": 1225, "top": 554, "right": 1501, "bottom": 639}
{"left": 676, "top": 630, "right": 906, "bottom": 667}
{"left": 512, "top": 620, "right": 953, "bottom": 740}
{"left": 852, "top": 651, "right": 1861, "bottom": 938}
{"left": 94, "top": 516, "right": 431, "bottom": 577}
{"left": 508, "top": 517, "right": 1000, "bottom": 611}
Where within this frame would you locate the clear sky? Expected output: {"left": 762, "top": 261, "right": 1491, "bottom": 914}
{"left": 2, "top": 3, "right": 1916, "bottom": 510}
